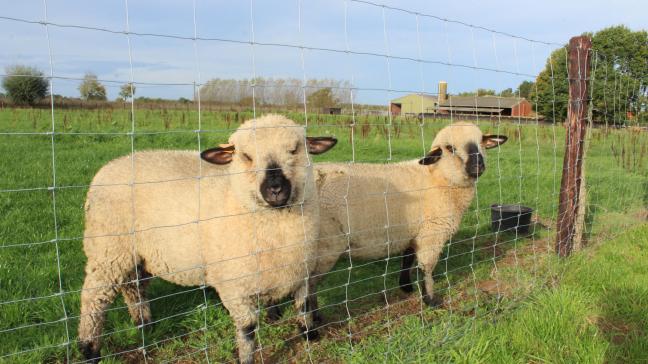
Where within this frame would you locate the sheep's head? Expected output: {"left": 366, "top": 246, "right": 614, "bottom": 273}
{"left": 200, "top": 115, "right": 337, "bottom": 209}
{"left": 419, "top": 122, "right": 507, "bottom": 185}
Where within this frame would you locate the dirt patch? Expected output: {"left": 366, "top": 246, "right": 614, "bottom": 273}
{"left": 633, "top": 209, "right": 648, "bottom": 221}
{"left": 596, "top": 317, "right": 638, "bottom": 345}
{"left": 476, "top": 280, "right": 501, "bottom": 295}
{"left": 121, "top": 350, "right": 146, "bottom": 364}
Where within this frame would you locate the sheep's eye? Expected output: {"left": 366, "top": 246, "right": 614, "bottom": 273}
{"left": 290, "top": 146, "right": 299, "bottom": 155}
{"left": 445, "top": 145, "right": 456, "bottom": 154}
{"left": 242, "top": 153, "right": 253, "bottom": 162}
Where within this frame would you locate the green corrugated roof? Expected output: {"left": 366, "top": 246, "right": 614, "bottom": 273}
{"left": 391, "top": 94, "right": 527, "bottom": 109}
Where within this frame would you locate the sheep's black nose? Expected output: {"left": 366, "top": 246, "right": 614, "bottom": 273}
{"left": 466, "top": 143, "right": 485, "bottom": 178}
{"left": 260, "top": 162, "right": 291, "bottom": 207}
{"left": 268, "top": 185, "right": 282, "bottom": 195}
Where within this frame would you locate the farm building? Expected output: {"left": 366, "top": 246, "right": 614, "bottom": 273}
{"left": 321, "top": 107, "right": 342, "bottom": 115}
{"left": 390, "top": 81, "right": 532, "bottom": 117}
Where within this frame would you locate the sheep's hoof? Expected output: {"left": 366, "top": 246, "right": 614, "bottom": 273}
{"left": 79, "top": 341, "right": 101, "bottom": 363}
{"left": 266, "top": 306, "right": 283, "bottom": 322}
{"left": 422, "top": 294, "right": 443, "bottom": 308}
{"left": 299, "top": 325, "right": 320, "bottom": 341}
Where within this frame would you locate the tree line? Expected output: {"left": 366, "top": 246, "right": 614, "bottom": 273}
{"left": 198, "top": 78, "right": 352, "bottom": 108}
{"left": 1, "top": 26, "right": 646, "bottom": 124}
{"left": 531, "top": 25, "right": 647, "bottom": 124}
{"left": 0, "top": 68, "right": 137, "bottom": 104}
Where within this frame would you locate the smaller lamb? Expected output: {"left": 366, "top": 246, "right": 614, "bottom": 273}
{"left": 309, "top": 122, "right": 507, "bottom": 317}
{"left": 78, "top": 115, "right": 337, "bottom": 364}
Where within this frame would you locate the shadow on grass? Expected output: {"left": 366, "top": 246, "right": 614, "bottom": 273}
{"left": 302, "top": 224, "right": 547, "bottom": 347}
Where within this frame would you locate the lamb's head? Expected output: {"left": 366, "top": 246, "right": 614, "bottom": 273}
{"left": 200, "top": 114, "right": 337, "bottom": 209}
{"left": 419, "top": 122, "right": 507, "bottom": 185}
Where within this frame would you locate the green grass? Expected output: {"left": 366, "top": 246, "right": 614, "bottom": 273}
{"left": 314, "top": 223, "right": 648, "bottom": 364}
{"left": 0, "top": 107, "right": 647, "bottom": 363}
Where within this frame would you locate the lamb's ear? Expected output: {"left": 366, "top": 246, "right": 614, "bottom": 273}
{"left": 482, "top": 134, "right": 508, "bottom": 149}
{"left": 419, "top": 146, "right": 443, "bottom": 165}
{"left": 306, "top": 137, "right": 337, "bottom": 155}
{"left": 201, "top": 144, "right": 235, "bottom": 165}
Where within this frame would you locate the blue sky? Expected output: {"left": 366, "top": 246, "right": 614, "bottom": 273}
{"left": 1, "top": 0, "right": 646, "bottom": 104}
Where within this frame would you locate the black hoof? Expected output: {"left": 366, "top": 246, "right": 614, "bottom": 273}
{"left": 299, "top": 325, "right": 320, "bottom": 341}
{"left": 422, "top": 294, "right": 443, "bottom": 308}
{"left": 79, "top": 341, "right": 101, "bottom": 363}
{"left": 266, "top": 305, "right": 283, "bottom": 322}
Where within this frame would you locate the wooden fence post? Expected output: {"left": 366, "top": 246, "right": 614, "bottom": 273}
{"left": 555, "top": 36, "right": 592, "bottom": 257}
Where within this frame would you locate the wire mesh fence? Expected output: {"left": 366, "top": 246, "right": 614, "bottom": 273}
{"left": 0, "top": 1, "right": 646, "bottom": 363}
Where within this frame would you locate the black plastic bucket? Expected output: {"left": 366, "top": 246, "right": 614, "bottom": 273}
{"left": 490, "top": 204, "right": 533, "bottom": 234}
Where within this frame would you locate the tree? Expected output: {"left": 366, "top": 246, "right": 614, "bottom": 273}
{"left": 307, "top": 87, "right": 337, "bottom": 109}
{"left": 118, "top": 82, "right": 136, "bottom": 100}
{"left": 476, "top": 88, "right": 496, "bottom": 96}
{"left": 532, "top": 26, "right": 647, "bottom": 124}
{"left": 198, "top": 78, "right": 351, "bottom": 107}
{"left": 516, "top": 80, "right": 534, "bottom": 99}
{"left": 79, "top": 72, "right": 107, "bottom": 101}
{"left": 530, "top": 47, "right": 569, "bottom": 122}
{"left": 458, "top": 88, "right": 497, "bottom": 97}
{"left": 2, "top": 65, "right": 49, "bottom": 105}
{"left": 499, "top": 88, "right": 514, "bottom": 97}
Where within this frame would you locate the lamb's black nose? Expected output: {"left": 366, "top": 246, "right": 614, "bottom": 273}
{"left": 268, "top": 185, "right": 282, "bottom": 196}
{"left": 260, "top": 162, "right": 291, "bottom": 207}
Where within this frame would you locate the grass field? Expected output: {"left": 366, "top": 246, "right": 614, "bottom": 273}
{"left": 1, "top": 108, "right": 647, "bottom": 363}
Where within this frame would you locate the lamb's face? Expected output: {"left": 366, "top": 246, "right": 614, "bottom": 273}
{"left": 419, "top": 122, "right": 507, "bottom": 184}
{"left": 200, "top": 115, "right": 337, "bottom": 209}
{"left": 233, "top": 129, "right": 311, "bottom": 209}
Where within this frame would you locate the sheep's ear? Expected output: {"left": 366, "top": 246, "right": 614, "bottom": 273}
{"left": 419, "top": 146, "right": 442, "bottom": 165}
{"left": 306, "top": 137, "right": 337, "bottom": 155}
{"left": 201, "top": 144, "right": 235, "bottom": 165}
{"left": 482, "top": 134, "right": 508, "bottom": 149}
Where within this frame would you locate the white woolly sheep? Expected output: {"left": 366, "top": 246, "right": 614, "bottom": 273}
{"left": 307, "top": 122, "right": 507, "bottom": 317}
{"left": 78, "top": 114, "right": 337, "bottom": 364}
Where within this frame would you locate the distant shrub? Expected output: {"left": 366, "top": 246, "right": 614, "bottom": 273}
{"left": 79, "top": 73, "right": 107, "bottom": 101}
{"left": 2, "top": 65, "right": 49, "bottom": 105}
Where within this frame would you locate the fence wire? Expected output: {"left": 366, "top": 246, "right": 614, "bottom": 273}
{"left": 0, "top": 1, "right": 647, "bottom": 363}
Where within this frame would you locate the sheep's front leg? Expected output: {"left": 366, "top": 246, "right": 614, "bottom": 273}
{"left": 222, "top": 297, "right": 258, "bottom": 364}
{"left": 293, "top": 281, "right": 320, "bottom": 340}
{"left": 414, "top": 237, "right": 446, "bottom": 308}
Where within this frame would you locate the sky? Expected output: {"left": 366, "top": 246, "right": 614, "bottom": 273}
{"left": 0, "top": 0, "right": 646, "bottom": 104}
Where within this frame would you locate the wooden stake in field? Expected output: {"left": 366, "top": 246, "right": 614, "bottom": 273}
{"left": 556, "top": 36, "right": 592, "bottom": 257}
